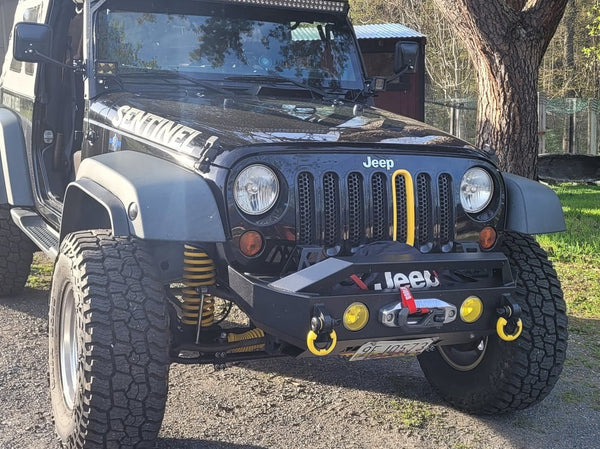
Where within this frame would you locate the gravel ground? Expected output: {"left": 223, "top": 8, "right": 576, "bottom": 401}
{"left": 1, "top": 281, "right": 599, "bottom": 449}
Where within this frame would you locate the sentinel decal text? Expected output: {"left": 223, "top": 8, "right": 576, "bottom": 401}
{"left": 113, "top": 105, "right": 202, "bottom": 155}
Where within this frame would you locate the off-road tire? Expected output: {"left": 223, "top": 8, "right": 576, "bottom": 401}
{"left": 418, "top": 231, "right": 568, "bottom": 414}
{"left": 49, "top": 230, "right": 170, "bottom": 448}
{"left": 0, "top": 204, "right": 34, "bottom": 296}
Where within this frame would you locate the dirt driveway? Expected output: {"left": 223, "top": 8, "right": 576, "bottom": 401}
{"left": 1, "top": 283, "right": 598, "bottom": 449}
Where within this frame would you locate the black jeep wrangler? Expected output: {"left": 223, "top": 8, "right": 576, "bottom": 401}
{"left": 0, "top": 0, "right": 567, "bottom": 447}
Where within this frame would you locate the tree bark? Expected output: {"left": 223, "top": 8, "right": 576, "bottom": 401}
{"left": 431, "top": 0, "right": 568, "bottom": 178}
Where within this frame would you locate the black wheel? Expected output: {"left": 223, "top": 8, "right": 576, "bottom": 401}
{"left": 49, "top": 230, "right": 170, "bottom": 448}
{"left": 418, "top": 231, "right": 568, "bottom": 414}
{"left": 0, "top": 204, "right": 34, "bottom": 296}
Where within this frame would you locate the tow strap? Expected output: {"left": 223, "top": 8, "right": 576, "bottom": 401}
{"left": 350, "top": 274, "right": 368, "bottom": 291}
{"left": 400, "top": 286, "right": 429, "bottom": 314}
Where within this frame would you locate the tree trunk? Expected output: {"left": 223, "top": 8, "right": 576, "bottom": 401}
{"left": 475, "top": 45, "right": 540, "bottom": 177}
{"left": 431, "top": 0, "right": 568, "bottom": 179}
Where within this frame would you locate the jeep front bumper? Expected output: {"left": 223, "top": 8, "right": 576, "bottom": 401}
{"left": 228, "top": 251, "right": 516, "bottom": 357}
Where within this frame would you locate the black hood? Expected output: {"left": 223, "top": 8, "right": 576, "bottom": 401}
{"left": 90, "top": 91, "right": 476, "bottom": 157}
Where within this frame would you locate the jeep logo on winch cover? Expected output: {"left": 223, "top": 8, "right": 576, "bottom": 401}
{"left": 373, "top": 270, "right": 440, "bottom": 290}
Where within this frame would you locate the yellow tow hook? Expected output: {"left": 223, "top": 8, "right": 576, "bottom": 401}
{"left": 306, "top": 329, "right": 337, "bottom": 356}
{"left": 496, "top": 296, "right": 523, "bottom": 342}
{"left": 496, "top": 317, "right": 523, "bottom": 341}
{"left": 306, "top": 305, "right": 339, "bottom": 356}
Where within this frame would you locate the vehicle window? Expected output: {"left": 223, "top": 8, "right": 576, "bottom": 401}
{"left": 95, "top": 4, "right": 363, "bottom": 89}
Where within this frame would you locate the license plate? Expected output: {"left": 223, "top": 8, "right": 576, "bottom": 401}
{"left": 349, "top": 338, "right": 436, "bottom": 361}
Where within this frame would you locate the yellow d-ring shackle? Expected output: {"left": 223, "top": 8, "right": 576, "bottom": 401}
{"left": 306, "top": 329, "right": 337, "bottom": 356}
{"left": 496, "top": 317, "right": 523, "bottom": 341}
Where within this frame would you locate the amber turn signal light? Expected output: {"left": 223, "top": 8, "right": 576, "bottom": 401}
{"left": 479, "top": 226, "right": 497, "bottom": 250}
{"left": 239, "top": 231, "right": 263, "bottom": 257}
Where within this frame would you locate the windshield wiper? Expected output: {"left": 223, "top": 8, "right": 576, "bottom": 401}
{"left": 117, "top": 69, "right": 231, "bottom": 96}
{"left": 224, "top": 74, "right": 336, "bottom": 100}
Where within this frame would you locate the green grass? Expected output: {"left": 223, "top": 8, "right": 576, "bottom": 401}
{"left": 537, "top": 184, "right": 600, "bottom": 321}
{"left": 536, "top": 184, "right": 600, "bottom": 263}
{"left": 25, "top": 253, "right": 53, "bottom": 290}
{"left": 388, "top": 398, "right": 437, "bottom": 428}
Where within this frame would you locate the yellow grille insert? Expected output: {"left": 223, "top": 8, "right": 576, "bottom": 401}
{"left": 392, "top": 170, "right": 415, "bottom": 246}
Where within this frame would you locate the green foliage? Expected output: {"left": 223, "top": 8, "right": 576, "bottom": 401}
{"left": 583, "top": 1, "right": 600, "bottom": 60}
{"left": 540, "top": 0, "right": 600, "bottom": 98}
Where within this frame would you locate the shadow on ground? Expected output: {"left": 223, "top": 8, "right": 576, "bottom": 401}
{"left": 4, "top": 261, "right": 597, "bottom": 449}
{"left": 0, "top": 287, "right": 49, "bottom": 320}
{"left": 224, "top": 317, "right": 600, "bottom": 449}
{"left": 157, "top": 439, "right": 268, "bottom": 449}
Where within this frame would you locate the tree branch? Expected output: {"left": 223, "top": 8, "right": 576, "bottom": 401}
{"left": 431, "top": 0, "right": 518, "bottom": 61}
{"left": 524, "top": 0, "right": 569, "bottom": 40}
{"left": 504, "top": 0, "right": 527, "bottom": 11}
{"left": 433, "top": 0, "right": 568, "bottom": 64}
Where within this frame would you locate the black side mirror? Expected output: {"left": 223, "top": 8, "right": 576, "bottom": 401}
{"left": 394, "top": 41, "right": 420, "bottom": 74}
{"left": 13, "top": 22, "right": 52, "bottom": 63}
{"left": 368, "top": 41, "right": 421, "bottom": 93}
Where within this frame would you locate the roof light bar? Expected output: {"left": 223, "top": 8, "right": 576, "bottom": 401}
{"left": 230, "top": 0, "right": 348, "bottom": 13}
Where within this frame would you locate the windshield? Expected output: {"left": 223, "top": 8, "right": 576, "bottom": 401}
{"left": 95, "top": 1, "right": 364, "bottom": 92}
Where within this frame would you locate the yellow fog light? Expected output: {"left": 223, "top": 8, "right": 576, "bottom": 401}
{"left": 460, "top": 296, "right": 483, "bottom": 323}
{"left": 343, "top": 302, "right": 369, "bottom": 331}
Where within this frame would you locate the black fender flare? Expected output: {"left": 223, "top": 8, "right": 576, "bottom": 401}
{"left": 0, "top": 108, "right": 34, "bottom": 206}
{"left": 61, "top": 150, "right": 226, "bottom": 243}
{"left": 503, "top": 172, "right": 565, "bottom": 235}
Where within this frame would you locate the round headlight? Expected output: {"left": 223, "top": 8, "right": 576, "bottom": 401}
{"left": 460, "top": 168, "right": 493, "bottom": 213}
{"left": 234, "top": 164, "right": 279, "bottom": 215}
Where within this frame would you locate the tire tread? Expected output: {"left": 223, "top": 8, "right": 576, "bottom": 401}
{"left": 50, "top": 230, "right": 170, "bottom": 448}
{"left": 483, "top": 232, "right": 568, "bottom": 413}
{"left": 418, "top": 231, "right": 568, "bottom": 414}
{"left": 0, "top": 205, "right": 34, "bottom": 296}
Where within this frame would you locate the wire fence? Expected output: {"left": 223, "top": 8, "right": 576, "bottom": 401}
{"left": 541, "top": 96, "right": 598, "bottom": 155}
{"left": 424, "top": 94, "right": 600, "bottom": 155}
{"left": 425, "top": 98, "right": 477, "bottom": 144}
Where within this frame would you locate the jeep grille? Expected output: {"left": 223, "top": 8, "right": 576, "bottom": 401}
{"left": 296, "top": 170, "right": 454, "bottom": 252}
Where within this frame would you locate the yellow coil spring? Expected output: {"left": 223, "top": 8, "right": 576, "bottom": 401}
{"left": 227, "top": 328, "right": 265, "bottom": 353}
{"left": 182, "top": 245, "right": 215, "bottom": 327}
